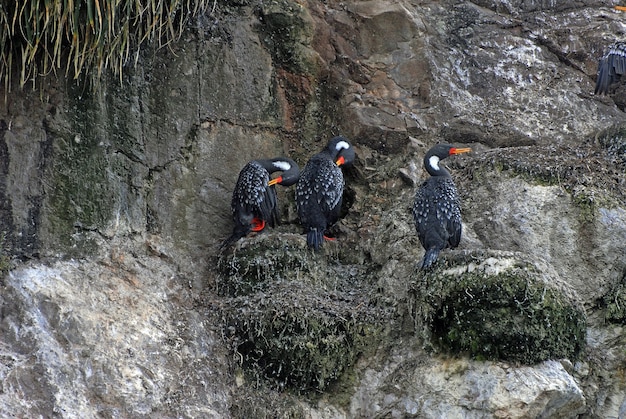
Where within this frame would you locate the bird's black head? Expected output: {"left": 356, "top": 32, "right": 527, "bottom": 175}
{"left": 326, "top": 136, "right": 355, "bottom": 168}
{"left": 267, "top": 157, "right": 300, "bottom": 186}
{"left": 424, "top": 144, "right": 471, "bottom": 176}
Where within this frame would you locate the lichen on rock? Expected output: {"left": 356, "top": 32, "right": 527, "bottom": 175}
{"left": 410, "top": 250, "right": 586, "bottom": 364}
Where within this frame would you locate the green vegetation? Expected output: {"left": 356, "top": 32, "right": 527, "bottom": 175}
{"left": 0, "top": 0, "right": 212, "bottom": 89}
{"left": 217, "top": 233, "right": 314, "bottom": 296}
{"left": 464, "top": 142, "right": 626, "bottom": 222}
{"left": 410, "top": 251, "right": 586, "bottom": 364}
{"left": 225, "top": 284, "right": 382, "bottom": 393}
{"left": 218, "top": 234, "right": 385, "bottom": 393}
{"left": 255, "top": 0, "right": 317, "bottom": 75}
{"left": 599, "top": 273, "right": 626, "bottom": 324}
{"left": 597, "top": 125, "right": 626, "bottom": 166}
{"left": 0, "top": 234, "right": 10, "bottom": 278}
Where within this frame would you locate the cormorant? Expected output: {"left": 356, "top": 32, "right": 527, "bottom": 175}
{"left": 221, "top": 157, "right": 300, "bottom": 248}
{"left": 595, "top": 42, "right": 626, "bottom": 95}
{"left": 413, "top": 144, "right": 471, "bottom": 269}
{"left": 296, "top": 136, "right": 355, "bottom": 250}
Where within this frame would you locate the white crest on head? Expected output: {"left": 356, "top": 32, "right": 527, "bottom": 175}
{"left": 272, "top": 161, "right": 292, "bottom": 171}
{"left": 429, "top": 155, "right": 440, "bottom": 171}
{"left": 335, "top": 140, "right": 350, "bottom": 151}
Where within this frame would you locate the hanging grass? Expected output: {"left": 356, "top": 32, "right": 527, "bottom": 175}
{"left": 0, "top": 0, "right": 214, "bottom": 90}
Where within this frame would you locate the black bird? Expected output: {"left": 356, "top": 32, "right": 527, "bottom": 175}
{"left": 296, "top": 136, "right": 355, "bottom": 250}
{"left": 595, "top": 42, "right": 626, "bottom": 95}
{"left": 413, "top": 144, "right": 471, "bottom": 269}
{"left": 221, "top": 157, "right": 300, "bottom": 248}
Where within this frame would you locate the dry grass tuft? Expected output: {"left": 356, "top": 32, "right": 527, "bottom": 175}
{"left": 0, "top": 0, "right": 213, "bottom": 90}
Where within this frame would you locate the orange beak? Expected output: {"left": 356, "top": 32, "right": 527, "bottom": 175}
{"left": 450, "top": 147, "right": 471, "bottom": 155}
{"left": 336, "top": 156, "right": 346, "bottom": 166}
{"left": 615, "top": 6, "right": 626, "bottom": 11}
{"left": 268, "top": 176, "right": 282, "bottom": 186}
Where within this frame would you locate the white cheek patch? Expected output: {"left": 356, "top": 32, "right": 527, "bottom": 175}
{"left": 429, "top": 155, "right": 440, "bottom": 171}
{"left": 273, "top": 161, "right": 292, "bottom": 171}
{"left": 335, "top": 141, "right": 350, "bottom": 151}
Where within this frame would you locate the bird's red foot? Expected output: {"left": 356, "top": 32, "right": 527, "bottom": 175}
{"left": 251, "top": 218, "right": 266, "bottom": 232}
{"left": 323, "top": 235, "right": 336, "bottom": 241}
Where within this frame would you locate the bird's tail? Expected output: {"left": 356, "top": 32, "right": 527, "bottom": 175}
{"left": 306, "top": 228, "right": 324, "bottom": 250}
{"left": 420, "top": 248, "right": 440, "bottom": 270}
{"left": 220, "top": 233, "right": 241, "bottom": 250}
{"left": 220, "top": 224, "right": 250, "bottom": 249}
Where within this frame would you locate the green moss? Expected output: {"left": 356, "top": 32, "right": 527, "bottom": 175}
{"left": 597, "top": 125, "right": 626, "bottom": 165}
{"left": 599, "top": 273, "right": 626, "bottom": 324}
{"left": 225, "top": 282, "right": 383, "bottom": 393}
{"left": 230, "top": 385, "right": 306, "bottom": 418}
{"left": 45, "top": 83, "right": 115, "bottom": 253}
{"left": 466, "top": 157, "right": 620, "bottom": 224}
{"left": 0, "top": 234, "right": 10, "bottom": 279}
{"left": 218, "top": 233, "right": 386, "bottom": 393}
{"left": 217, "top": 233, "right": 316, "bottom": 296}
{"left": 256, "top": 0, "right": 318, "bottom": 75}
{"left": 410, "top": 251, "right": 586, "bottom": 364}
{"left": 571, "top": 192, "right": 597, "bottom": 224}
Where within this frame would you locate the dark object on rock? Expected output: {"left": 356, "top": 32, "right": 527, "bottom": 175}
{"left": 413, "top": 144, "right": 471, "bottom": 269}
{"left": 296, "top": 136, "right": 355, "bottom": 250}
{"left": 595, "top": 42, "right": 626, "bottom": 95}
{"left": 221, "top": 157, "right": 299, "bottom": 248}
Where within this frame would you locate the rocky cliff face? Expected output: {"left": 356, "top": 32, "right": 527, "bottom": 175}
{"left": 1, "top": 0, "right": 626, "bottom": 417}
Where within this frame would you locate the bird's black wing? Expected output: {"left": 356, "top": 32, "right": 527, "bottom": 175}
{"left": 596, "top": 43, "right": 626, "bottom": 95}
{"left": 446, "top": 208, "right": 462, "bottom": 249}
{"left": 258, "top": 185, "right": 279, "bottom": 227}
{"left": 316, "top": 160, "right": 344, "bottom": 223}
{"left": 231, "top": 161, "right": 276, "bottom": 226}
{"left": 440, "top": 179, "right": 462, "bottom": 249}
{"left": 413, "top": 178, "right": 462, "bottom": 250}
{"left": 412, "top": 180, "right": 433, "bottom": 248}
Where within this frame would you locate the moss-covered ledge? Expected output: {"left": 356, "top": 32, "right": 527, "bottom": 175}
{"left": 597, "top": 124, "right": 626, "bottom": 166}
{"left": 222, "top": 282, "right": 383, "bottom": 393}
{"left": 216, "top": 232, "right": 387, "bottom": 393}
{"left": 597, "top": 270, "right": 626, "bottom": 324}
{"left": 216, "top": 233, "right": 314, "bottom": 296}
{"left": 409, "top": 250, "right": 586, "bottom": 364}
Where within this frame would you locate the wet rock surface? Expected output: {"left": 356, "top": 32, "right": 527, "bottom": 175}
{"left": 1, "top": 0, "right": 626, "bottom": 417}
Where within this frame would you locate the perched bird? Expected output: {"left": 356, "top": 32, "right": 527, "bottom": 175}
{"left": 221, "top": 157, "right": 300, "bottom": 248}
{"left": 413, "top": 144, "right": 471, "bottom": 269}
{"left": 595, "top": 42, "right": 626, "bottom": 95}
{"left": 296, "top": 136, "right": 355, "bottom": 250}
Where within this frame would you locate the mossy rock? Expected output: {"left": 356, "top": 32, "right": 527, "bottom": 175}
{"left": 597, "top": 124, "right": 626, "bottom": 165}
{"left": 217, "top": 233, "right": 314, "bottom": 296}
{"left": 216, "top": 232, "right": 364, "bottom": 296}
{"left": 410, "top": 250, "right": 586, "bottom": 364}
{"left": 230, "top": 385, "right": 306, "bottom": 418}
{"left": 223, "top": 280, "right": 384, "bottom": 393}
{"left": 598, "top": 272, "right": 626, "bottom": 324}
{"left": 255, "top": 0, "right": 319, "bottom": 75}
{"left": 217, "top": 231, "right": 386, "bottom": 392}
{"left": 216, "top": 233, "right": 319, "bottom": 296}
